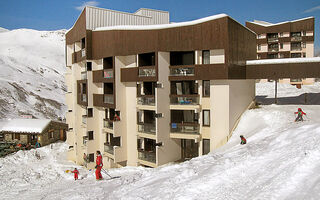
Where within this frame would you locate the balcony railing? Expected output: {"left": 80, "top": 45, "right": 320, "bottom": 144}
{"left": 170, "top": 66, "right": 195, "bottom": 76}
{"left": 81, "top": 72, "right": 87, "bottom": 80}
{"left": 103, "top": 119, "right": 113, "bottom": 129}
{"left": 81, "top": 94, "right": 87, "bottom": 102}
{"left": 291, "top": 36, "right": 302, "bottom": 41}
{"left": 103, "top": 69, "right": 113, "bottom": 79}
{"left": 170, "top": 95, "right": 199, "bottom": 105}
{"left": 82, "top": 115, "right": 87, "bottom": 124}
{"left": 103, "top": 94, "right": 114, "bottom": 104}
{"left": 137, "top": 95, "right": 155, "bottom": 106}
{"left": 291, "top": 47, "right": 302, "bottom": 51}
{"left": 290, "top": 78, "right": 302, "bottom": 82}
{"left": 267, "top": 37, "right": 278, "bottom": 42}
{"left": 138, "top": 123, "right": 156, "bottom": 135}
{"left": 138, "top": 150, "right": 156, "bottom": 163}
{"left": 170, "top": 123, "right": 200, "bottom": 134}
{"left": 268, "top": 47, "right": 279, "bottom": 52}
{"left": 81, "top": 49, "right": 86, "bottom": 57}
{"left": 104, "top": 143, "right": 114, "bottom": 155}
{"left": 138, "top": 66, "right": 156, "bottom": 77}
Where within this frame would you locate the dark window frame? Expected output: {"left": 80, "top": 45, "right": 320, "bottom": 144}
{"left": 88, "top": 153, "right": 94, "bottom": 162}
{"left": 203, "top": 139, "right": 210, "bottom": 155}
{"left": 202, "top": 50, "right": 210, "bottom": 64}
{"left": 88, "top": 131, "right": 94, "bottom": 140}
{"left": 87, "top": 108, "right": 93, "bottom": 118}
{"left": 203, "top": 110, "right": 210, "bottom": 127}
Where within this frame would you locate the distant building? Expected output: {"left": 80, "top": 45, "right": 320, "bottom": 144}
{"left": 0, "top": 119, "right": 68, "bottom": 146}
{"left": 246, "top": 17, "right": 315, "bottom": 85}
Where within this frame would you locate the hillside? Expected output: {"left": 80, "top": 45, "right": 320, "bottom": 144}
{"left": 0, "top": 29, "right": 66, "bottom": 119}
{"left": 0, "top": 83, "right": 320, "bottom": 199}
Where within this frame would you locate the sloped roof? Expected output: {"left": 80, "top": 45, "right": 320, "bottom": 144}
{"left": 0, "top": 119, "right": 51, "bottom": 134}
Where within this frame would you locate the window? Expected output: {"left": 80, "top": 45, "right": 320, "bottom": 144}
{"left": 86, "top": 62, "right": 92, "bottom": 71}
{"left": 15, "top": 133, "right": 20, "bottom": 140}
{"left": 81, "top": 38, "right": 85, "bottom": 49}
{"left": 303, "top": 53, "right": 306, "bottom": 58}
{"left": 203, "top": 139, "right": 210, "bottom": 155}
{"left": 302, "top": 31, "right": 306, "bottom": 36}
{"left": 291, "top": 53, "right": 301, "bottom": 58}
{"left": 88, "top": 153, "right": 94, "bottom": 162}
{"left": 87, "top": 108, "right": 93, "bottom": 117}
{"left": 202, "top": 50, "right": 210, "bottom": 64}
{"left": 48, "top": 131, "right": 54, "bottom": 139}
{"left": 280, "top": 43, "right": 283, "bottom": 49}
{"left": 302, "top": 42, "right": 306, "bottom": 48}
{"left": 203, "top": 80, "right": 210, "bottom": 97}
{"left": 203, "top": 110, "right": 210, "bottom": 126}
{"left": 280, "top": 32, "right": 283, "bottom": 37}
{"left": 258, "top": 44, "right": 261, "bottom": 51}
{"left": 88, "top": 131, "right": 94, "bottom": 140}
{"left": 257, "top": 55, "right": 261, "bottom": 59}
{"left": 257, "top": 34, "right": 261, "bottom": 39}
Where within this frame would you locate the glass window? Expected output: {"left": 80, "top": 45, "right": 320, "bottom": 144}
{"left": 203, "top": 110, "right": 210, "bottom": 126}
{"left": 87, "top": 108, "right": 93, "bottom": 117}
{"left": 280, "top": 43, "right": 283, "bottom": 49}
{"left": 203, "top": 80, "right": 210, "bottom": 97}
{"left": 88, "top": 131, "right": 94, "bottom": 140}
{"left": 202, "top": 50, "right": 210, "bottom": 64}
{"left": 258, "top": 44, "right": 261, "bottom": 51}
{"left": 203, "top": 139, "right": 210, "bottom": 155}
{"left": 88, "top": 153, "right": 94, "bottom": 162}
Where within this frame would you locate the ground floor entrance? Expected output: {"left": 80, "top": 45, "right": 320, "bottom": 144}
{"left": 181, "top": 139, "right": 198, "bottom": 160}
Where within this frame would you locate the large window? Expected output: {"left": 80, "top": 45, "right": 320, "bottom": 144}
{"left": 203, "top": 80, "right": 210, "bottom": 97}
{"left": 87, "top": 108, "right": 93, "bottom": 118}
{"left": 203, "top": 110, "right": 210, "bottom": 126}
{"left": 202, "top": 50, "right": 210, "bottom": 64}
{"left": 203, "top": 139, "right": 210, "bottom": 155}
{"left": 88, "top": 131, "right": 94, "bottom": 140}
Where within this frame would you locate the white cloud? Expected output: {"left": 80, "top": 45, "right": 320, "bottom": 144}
{"left": 303, "top": 5, "right": 320, "bottom": 13}
{"left": 75, "top": 1, "right": 99, "bottom": 11}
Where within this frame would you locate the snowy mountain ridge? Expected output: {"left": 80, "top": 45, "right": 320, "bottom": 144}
{"left": 0, "top": 28, "right": 67, "bottom": 119}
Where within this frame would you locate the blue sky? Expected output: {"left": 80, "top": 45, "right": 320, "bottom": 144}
{"left": 0, "top": 0, "right": 319, "bottom": 52}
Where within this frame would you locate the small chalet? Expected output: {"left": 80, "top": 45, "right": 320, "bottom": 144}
{"left": 0, "top": 119, "right": 68, "bottom": 146}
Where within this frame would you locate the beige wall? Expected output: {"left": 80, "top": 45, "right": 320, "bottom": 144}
{"left": 157, "top": 52, "right": 181, "bottom": 165}
{"left": 210, "top": 49, "right": 225, "bottom": 64}
{"left": 306, "top": 42, "right": 314, "bottom": 57}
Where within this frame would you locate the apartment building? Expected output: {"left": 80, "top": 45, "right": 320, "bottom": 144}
{"left": 246, "top": 17, "right": 315, "bottom": 85}
{"left": 65, "top": 6, "right": 257, "bottom": 168}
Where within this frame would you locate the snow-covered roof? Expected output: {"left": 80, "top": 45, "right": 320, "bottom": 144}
{"left": 246, "top": 57, "right": 320, "bottom": 65}
{"left": 248, "top": 16, "right": 314, "bottom": 27}
{"left": 0, "top": 119, "right": 51, "bottom": 133}
{"left": 94, "top": 14, "right": 228, "bottom": 31}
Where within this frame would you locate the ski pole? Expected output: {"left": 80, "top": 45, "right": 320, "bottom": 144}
{"left": 101, "top": 168, "right": 113, "bottom": 178}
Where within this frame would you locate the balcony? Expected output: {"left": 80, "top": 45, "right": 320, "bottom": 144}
{"left": 138, "top": 66, "right": 156, "bottom": 77}
{"left": 138, "top": 150, "right": 156, "bottom": 163}
{"left": 137, "top": 95, "right": 155, "bottom": 106}
{"left": 138, "top": 123, "right": 156, "bottom": 135}
{"left": 291, "top": 36, "right": 302, "bottom": 42}
{"left": 104, "top": 143, "right": 114, "bottom": 155}
{"left": 104, "top": 69, "right": 113, "bottom": 79}
{"left": 267, "top": 37, "right": 278, "bottom": 43}
{"left": 81, "top": 94, "right": 87, "bottom": 102}
{"left": 103, "top": 94, "right": 114, "bottom": 104}
{"left": 81, "top": 72, "right": 87, "bottom": 80}
{"left": 268, "top": 47, "right": 279, "bottom": 52}
{"left": 170, "top": 95, "right": 199, "bottom": 105}
{"left": 82, "top": 115, "right": 87, "bottom": 125}
{"left": 170, "top": 66, "right": 195, "bottom": 76}
{"left": 291, "top": 47, "right": 302, "bottom": 51}
{"left": 104, "top": 119, "right": 113, "bottom": 130}
{"left": 170, "top": 123, "right": 200, "bottom": 134}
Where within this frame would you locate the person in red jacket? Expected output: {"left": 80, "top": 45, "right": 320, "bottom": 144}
{"left": 71, "top": 168, "right": 79, "bottom": 180}
{"left": 295, "top": 108, "right": 306, "bottom": 122}
{"left": 240, "top": 135, "right": 246, "bottom": 145}
{"left": 95, "top": 150, "right": 103, "bottom": 180}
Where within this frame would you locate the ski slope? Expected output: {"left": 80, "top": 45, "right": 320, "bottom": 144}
{"left": 1, "top": 84, "right": 320, "bottom": 199}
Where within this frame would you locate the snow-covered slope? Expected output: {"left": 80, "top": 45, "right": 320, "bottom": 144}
{"left": 1, "top": 83, "right": 320, "bottom": 199}
{"left": 0, "top": 29, "right": 66, "bottom": 119}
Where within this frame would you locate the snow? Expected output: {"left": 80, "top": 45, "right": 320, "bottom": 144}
{"left": 246, "top": 57, "right": 320, "bottom": 65}
{"left": 249, "top": 16, "right": 314, "bottom": 27}
{"left": 94, "top": 14, "right": 228, "bottom": 31}
{"left": 0, "top": 27, "right": 9, "bottom": 33}
{"left": 0, "top": 119, "right": 51, "bottom": 133}
{"left": 0, "top": 29, "right": 67, "bottom": 119}
{"left": 1, "top": 82, "right": 320, "bottom": 199}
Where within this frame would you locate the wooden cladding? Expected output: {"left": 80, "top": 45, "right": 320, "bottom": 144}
{"left": 246, "top": 62, "right": 320, "bottom": 79}
{"left": 72, "top": 50, "right": 86, "bottom": 64}
{"left": 93, "top": 69, "right": 114, "bottom": 83}
{"left": 93, "top": 94, "right": 115, "bottom": 109}
{"left": 66, "top": 8, "right": 87, "bottom": 45}
{"left": 121, "top": 66, "right": 158, "bottom": 82}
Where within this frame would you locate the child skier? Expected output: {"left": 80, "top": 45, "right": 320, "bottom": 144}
{"left": 294, "top": 108, "right": 306, "bottom": 122}
{"left": 71, "top": 168, "right": 79, "bottom": 180}
{"left": 240, "top": 135, "right": 246, "bottom": 145}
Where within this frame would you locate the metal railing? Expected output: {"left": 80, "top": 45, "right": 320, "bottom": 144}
{"left": 81, "top": 72, "right": 87, "bottom": 80}
{"left": 138, "top": 123, "right": 156, "bottom": 135}
{"left": 103, "top": 119, "right": 113, "bottom": 129}
{"left": 291, "top": 36, "right": 302, "bottom": 41}
{"left": 103, "top": 69, "right": 113, "bottom": 79}
{"left": 82, "top": 115, "right": 87, "bottom": 124}
{"left": 290, "top": 78, "right": 302, "bottom": 82}
{"left": 268, "top": 47, "right": 279, "bottom": 52}
{"left": 81, "top": 49, "right": 86, "bottom": 57}
{"left": 137, "top": 96, "right": 155, "bottom": 106}
{"left": 170, "top": 123, "right": 200, "bottom": 134}
{"left": 104, "top": 143, "right": 114, "bottom": 155}
{"left": 170, "top": 66, "right": 195, "bottom": 76}
{"left": 267, "top": 37, "right": 278, "bottom": 42}
{"left": 81, "top": 94, "right": 87, "bottom": 102}
{"left": 291, "top": 47, "right": 302, "bottom": 51}
{"left": 170, "top": 95, "right": 199, "bottom": 105}
{"left": 138, "top": 67, "right": 156, "bottom": 77}
{"left": 103, "top": 94, "right": 114, "bottom": 104}
{"left": 138, "top": 151, "right": 156, "bottom": 163}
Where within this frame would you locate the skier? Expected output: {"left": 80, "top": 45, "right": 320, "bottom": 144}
{"left": 35, "top": 141, "right": 41, "bottom": 148}
{"left": 71, "top": 168, "right": 79, "bottom": 180}
{"left": 95, "top": 150, "right": 103, "bottom": 180}
{"left": 240, "top": 135, "right": 246, "bottom": 145}
{"left": 294, "top": 108, "right": 306, "bottom": 122}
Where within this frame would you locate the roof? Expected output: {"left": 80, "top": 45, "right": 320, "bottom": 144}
{"left": 246, "top": 57, "right": 320, "bottom": 65}
{"left": 0, "top": 119, "right": 51, "bottom": 134}
{"left": 94, "top": 14, "right": 228, "bottom": 31}
{"left": 248, "top": 16, "right": 314, "bottom": 27}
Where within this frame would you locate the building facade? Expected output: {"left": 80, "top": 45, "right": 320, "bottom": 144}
{"left": 246, "top": 17, "right": 315, "bottom": 85}
{"left": 65, "top": 6, "right": 257, "bottom": 168}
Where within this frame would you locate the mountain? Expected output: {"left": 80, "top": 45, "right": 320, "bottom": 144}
{"left": 0, "top": 29, "right": 67, "bottom": 119}
{"left": 0, "top": 27, "right": 9, "bottom": 33}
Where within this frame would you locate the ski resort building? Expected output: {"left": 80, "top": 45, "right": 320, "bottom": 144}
{"left": 65, "top": 6, "right": 320, "bottom": 169}
{"left": 246, "top": 17, "right": 315, "bottom": 86}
